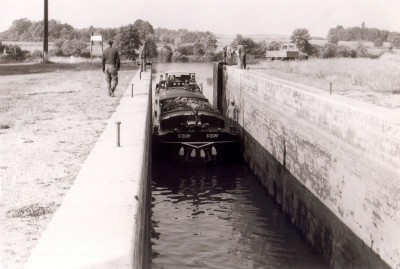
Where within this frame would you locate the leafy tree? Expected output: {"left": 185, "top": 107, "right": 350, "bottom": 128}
{"left": 176, "top": 44, "right": 193, "bottom": 55}
{"left": 143, "top": 36, "right": 158, "bottom": 58}
{"left": 171, "top": 52, "right": 189, "bottom": 62}
{"left": 373, "top": 37, "right": 383, "bottom": 48}
{"left": 158, "top": 44, "right": 173, "bottom": 62}
{"left": 154, "top": 27, "right": 179, "bottom": 44}
{"left": 204, "top": 34, "right": 218, "bottom": 54}
{"left": 193, "top": 41, "right": 205, "bottom": 57}
{"left": 99, "top": 28, "right": 117, "bottom": 42}
{"left": 267, "top": 40, "right": 283, "bottom": 51}
{"left": 9, "top": 18, "right": 32, "bottom": 40}
{"left": 133, "top": 19, "right": 154, "bottom": 41}
{"left": 230, "top": 34, "right": 260, "bottom": 56}
{"left": 181, "top": 31, "right": 199, "bottom": 43}
{"left": 48, "top": 20, "right": 74, "bottom": 40}
{"left": 327, "top": 24, "right": 392, "bottom": 43}
{"left": 328, "top": 35, "right": 339, "bottom": 44}
{"left": 388, "top": 32, "right": 400, "bottom": 48}
{"left": 30, "top": 22, "right": 44, "bottom": 41}
{"left": 252, "top": 41, "right": 267, "bottom": 58}
{"left": 114, "top": 24, "right": 141, "bottom": 60}
{"left": 290, "top": 28, "right": 313, "bottom": 55}
{"left": 327, "top": 25, "right": 344, "bottom": 40}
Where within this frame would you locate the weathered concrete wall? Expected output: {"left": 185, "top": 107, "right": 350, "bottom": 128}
{"left": 218, "top": 65, "right": 400, "bottom": 269}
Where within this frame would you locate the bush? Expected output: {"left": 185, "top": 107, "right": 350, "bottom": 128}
{"left": 320, "top": 43, "right": 337, "bottom": 58}
{"left": 320, "top": 44, "right": 357, "bottom": 58}
{"left": 309, "top": 44, "right": 322, "bottom": 57}
{"left": 157, "top": 45, "right": 172, "bottom": 62}
{"left": 328, "top": 35, "right": 339, "bottom": 44}
{"left": 60, "top": 40, "right": 90, "bottom": 57}
{"left": 49, "top": 48, "right": 64, "bottom": 57}
{"left": 373, "top": 38, "right": 383, "bottom": 48}
{"left": 267, "top": 41, "right": 283, "bottom": 51}
{"left": 355, "top": 43, "right": 369, "bottom": 58}
{"left": 171, "top": 53, "right": 189, "bottom": 62}
{"left": 337, "top": 45, "right": 356, "bottom": 58}
{"left": 4, "top": 44, "right": 30, "bottom": 61}
{"left": 30, "top": 49, "right": 43, "bottom": 60}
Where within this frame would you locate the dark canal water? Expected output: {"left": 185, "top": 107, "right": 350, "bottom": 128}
{"left": 150, "top": 63, "right": 330, "bottom": 269}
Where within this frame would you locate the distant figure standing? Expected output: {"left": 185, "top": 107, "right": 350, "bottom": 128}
{"left": 229, "top": 47, "right": 237, "bottom": 65}
{"left": 237, "top": 44, "right": 246, "bottom": 69}
{"left": 141, "top": 42, "right": 148, "bottom": 72}
{"left": 222, "top": 46, "right": 227, "bottom": 62}
{"left": 102, "top": 39, "right": 120, "bottom": 97}
{"left": 227, "top": 101, "right": 237, "bottom": 126}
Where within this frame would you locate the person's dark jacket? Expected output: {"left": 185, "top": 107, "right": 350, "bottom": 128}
{"left": 102, "top": 47, "right": 120, "bottom": 71}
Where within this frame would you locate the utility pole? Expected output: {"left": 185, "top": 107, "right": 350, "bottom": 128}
{"left": 43, "top": 0, "right": 48, "bottom": 62}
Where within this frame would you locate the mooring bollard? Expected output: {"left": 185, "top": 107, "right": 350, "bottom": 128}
{"left": 131, "top": 83, "right": 134, "bottom": 98}
{"left": 115, "top": 121, "right": 121, "bottom": 147}
{"left": 330, "top": 82, "right": 333, "bottom": 95}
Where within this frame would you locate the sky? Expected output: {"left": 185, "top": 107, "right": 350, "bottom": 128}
{"left": 1, "top": 0, "right": 400, "bottom": 37}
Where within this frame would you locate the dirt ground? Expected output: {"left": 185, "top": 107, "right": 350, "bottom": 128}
{"left": 0, "top": 63, "right": 137, "bottom": 269}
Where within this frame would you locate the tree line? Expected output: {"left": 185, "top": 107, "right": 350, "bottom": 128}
{"left": 327, "top": 23, "right": 400, "bottom": 48}
{"left": 1, "top": 18, "right": 398, "bottom": 62}
{"left": 0, "top": 18, "right": 220, "bottom": 62}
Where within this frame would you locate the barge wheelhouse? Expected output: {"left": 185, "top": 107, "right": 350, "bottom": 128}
{"left": 152, "top": 71, "right": 239, "bottom": 163}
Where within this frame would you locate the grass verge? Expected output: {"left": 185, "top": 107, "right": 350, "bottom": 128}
{"left": 251, "top": 53, "right": 400, "bottom": 109}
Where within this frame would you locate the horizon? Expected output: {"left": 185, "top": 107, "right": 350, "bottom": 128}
{"left": 1, "top": 0, "right": 400, "bottom": 38}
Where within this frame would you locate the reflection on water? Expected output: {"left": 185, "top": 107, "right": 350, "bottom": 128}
{"left": 151, "top": 161, "right": 330, "bottom": 269}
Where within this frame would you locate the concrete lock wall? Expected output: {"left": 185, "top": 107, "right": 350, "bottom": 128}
{"left": 216, "top": 64, "right": 400, "bottom": 269}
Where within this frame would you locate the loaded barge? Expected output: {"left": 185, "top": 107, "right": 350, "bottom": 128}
{"left": 152, "top": 71, "right": 239, "bottom": 163}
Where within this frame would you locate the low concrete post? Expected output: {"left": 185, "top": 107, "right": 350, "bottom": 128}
{"left": 131, "top": 83, "right": 134, "bottom": 98}
{"left": 115, "top": 121, "right": 121, "bottom": 147}
{"left": 330, "top": 82, "right": 333, "bottom": 95}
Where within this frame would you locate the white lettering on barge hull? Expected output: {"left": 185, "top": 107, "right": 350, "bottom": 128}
{"left": 207, "top": 134, "right": 219, "bottom": 139}
{"left": 178, "top": 134, "right": 191, "bottom": 139}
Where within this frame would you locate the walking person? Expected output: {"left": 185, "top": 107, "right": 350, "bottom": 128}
{"left": 141, "top": 41, "right": 148, "bottom": 72}
{"left": 222, "top": 46, "right": 227, "bottom": 63}
{"left": 102, "top": 39, "right": 120, "bottom": 97}
{"left": 237, "top": 44, "right": 246, "bottom": 69}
